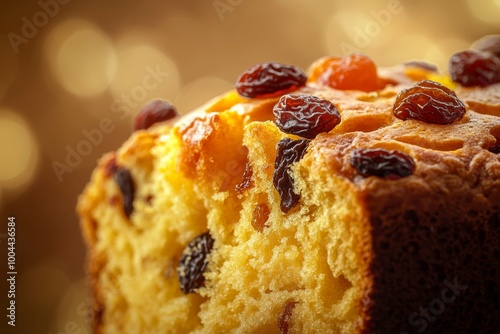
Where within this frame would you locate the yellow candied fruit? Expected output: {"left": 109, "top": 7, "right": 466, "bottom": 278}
{"left": 404, "top": 67, "right": 431, "bottom": 82}
{"left": 426, "top": 74, "right": 457, "bottom": 90}
{"left": 404, "top": 68, "right": 457, "bottom": 90}
{"left": 205, "top": 90, "right": 248, "bottom": 112}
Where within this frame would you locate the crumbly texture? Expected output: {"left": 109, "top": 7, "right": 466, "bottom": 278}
{"left": 77, "top": 67, "right": 500, "bottom": 333}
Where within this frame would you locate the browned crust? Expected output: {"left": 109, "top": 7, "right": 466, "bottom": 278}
{"left": 353, "top": 197, "right": 377, "bottom": 334}
{"left": 77, "top": 153, "right": 116, "bottom": 247}
{"left": 457, "top": 84, "right": 500, "bottom": 117}
{"left": 88, "top": 250, "right": 105, "bottom": 334}
{"left": 77, "top": 154, "right": 116, "bottom": 334}
{"left": 363, "top": 185, "right": 499, "bottom": 333}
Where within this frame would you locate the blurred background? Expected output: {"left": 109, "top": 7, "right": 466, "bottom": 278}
{"left": 0, "top": 0, "right": 499, "bottom": 332}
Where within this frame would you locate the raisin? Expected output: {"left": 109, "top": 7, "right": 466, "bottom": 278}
{"left": 235, "top": 62, "right": 307, "bottom": 98}
{"left": 113, "top": 167, "right": 136, "bottom": 218}
{"left": 133, "top": 99, "right": 178, "bottom": 131}
{"left": 252, "top": 203, "right": 270, "bottom": 233}
{"left": 236, "top": 162, "right": 253, "bottom": 194}
{"left": 277, "top": 301, "right": 297, "bottom": 334}
{"left": 403, "top": 60, "right": 438, "bottom": 72}
{"left": 449, "top": 50, "right": 500, "bottom": 87}
{"left": 350, "top": 148, "right": 415, "bottom": 180}
{"left": 393, "top": 80, "right": 466, "bottom": 124}
{"left": 273, "top": 139, "right": 309, "bottom": 213}
{"left": 472, "top": 35, "right": 500, "bottom": 58}
{"left": 177, "top": 232, "right": 215, "bottom": 294}
{"left": 273, "top": 94, "right": 341, "bottom": 139}
{"left": 309, "top": 54, "right": 380, "bottom": 92}
{"left": 489, "top": 145, "right": 500, "bottom": 154}
{"left": 145, "top": 194, "right": 154, "bottom": 205}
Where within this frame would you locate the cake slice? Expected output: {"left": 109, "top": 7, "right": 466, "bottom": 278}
{"left": 77, "top": 51, "right": 500, "bottom": 333}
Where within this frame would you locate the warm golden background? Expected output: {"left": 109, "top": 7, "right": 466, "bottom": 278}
{"left": 0, "top": 0, "right": 499, "bottom": 332}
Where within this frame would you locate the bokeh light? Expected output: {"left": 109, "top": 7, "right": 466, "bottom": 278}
{"left": 20, "top": 261, "right": 70, "bottom": 306}
{"left": 329, "top": 9, "right": 371, "bottom": 40}
{"left": 425, "top": 38, "right": 471, "bottom": 72}
{"left": 0, "top": 38, "right": 18, "bottom": 100}
{"left": 174, "top": 77, "right": 233, "bottom": 114}
{"left": 19, "top": 261, "right": 71, "bottom": 315}
{"left": 379, "top": 34, "right": 434, "bottom": 67}
{"left": 45, "top": 19, "right": 116, "bottom": 97}
{"left": 56, "top": 279, "right": 91, "bottom": 334}
{"left": 37, "top": 98, "right": 104, "bottom": 170}
{"left": 0, "top": 110, "right": 39, "bottom": 194}
{"left": 466, "top": 0, "right": 500, "bottom": 24}
{"left": 110, "top": 43, "right": 180, "bottom": 111}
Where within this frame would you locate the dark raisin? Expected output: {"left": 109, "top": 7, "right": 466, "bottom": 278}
{"left": 236, "top": 162, "right": 253, "bottom": 194}
{"left": 177, "top": 232, "right": 215, "bottom": 294}
{"left": 145, "top": 194, "right": 154, "bottom": 205}
{"left": 489, "top": 145, "right": 500, "bottom": 154}
{"left": 236, "top": 62, "right": 307, "bottom": 98}
{"left": 273, "top": 139, "right": 309, "bottom": 213}
{"left": 403, "top": 60, "right": 438, "bottom": 72}
{"left": 133, "top": 99, "right": 178, "bottom": 131}
{"left": 472, "top": 35, "right": 500, "bottom": 58}
{"left": 393, "top": 80, "right": 466, "bottom": 124}
{"left": 277, "top": 301, "right": 297, "bottom": 334}
{"left": 273, "top": 94, "right": 341, "bottom": 139}
{"left": 350, "top": 148, "right": 415, "bottom": 180}
{"left": 113, "top": 167, "right": 136, "bottom": 218}
{"left": 449, "top": 50, "right": 500, "bottom": 87}
{"left": 252, "top": 203, "right": 270, "bottom": 233}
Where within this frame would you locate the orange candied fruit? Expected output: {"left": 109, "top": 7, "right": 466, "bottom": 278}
{"left": 308, "top": 53, "right": 383, "bottom": 92}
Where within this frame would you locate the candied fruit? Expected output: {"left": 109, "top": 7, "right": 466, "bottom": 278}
{"left": 252, "top": 203, "right": 270, "bottom": 232}
{"left": 308, "top": 54, "right": 380, "bottom": 92}
{"left": 236, "top": 162, "right": 253, "bottom": 194}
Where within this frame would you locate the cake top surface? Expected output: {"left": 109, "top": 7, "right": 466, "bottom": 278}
{"left": 164, "top": 57, "right": 500, "bottom": 184}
